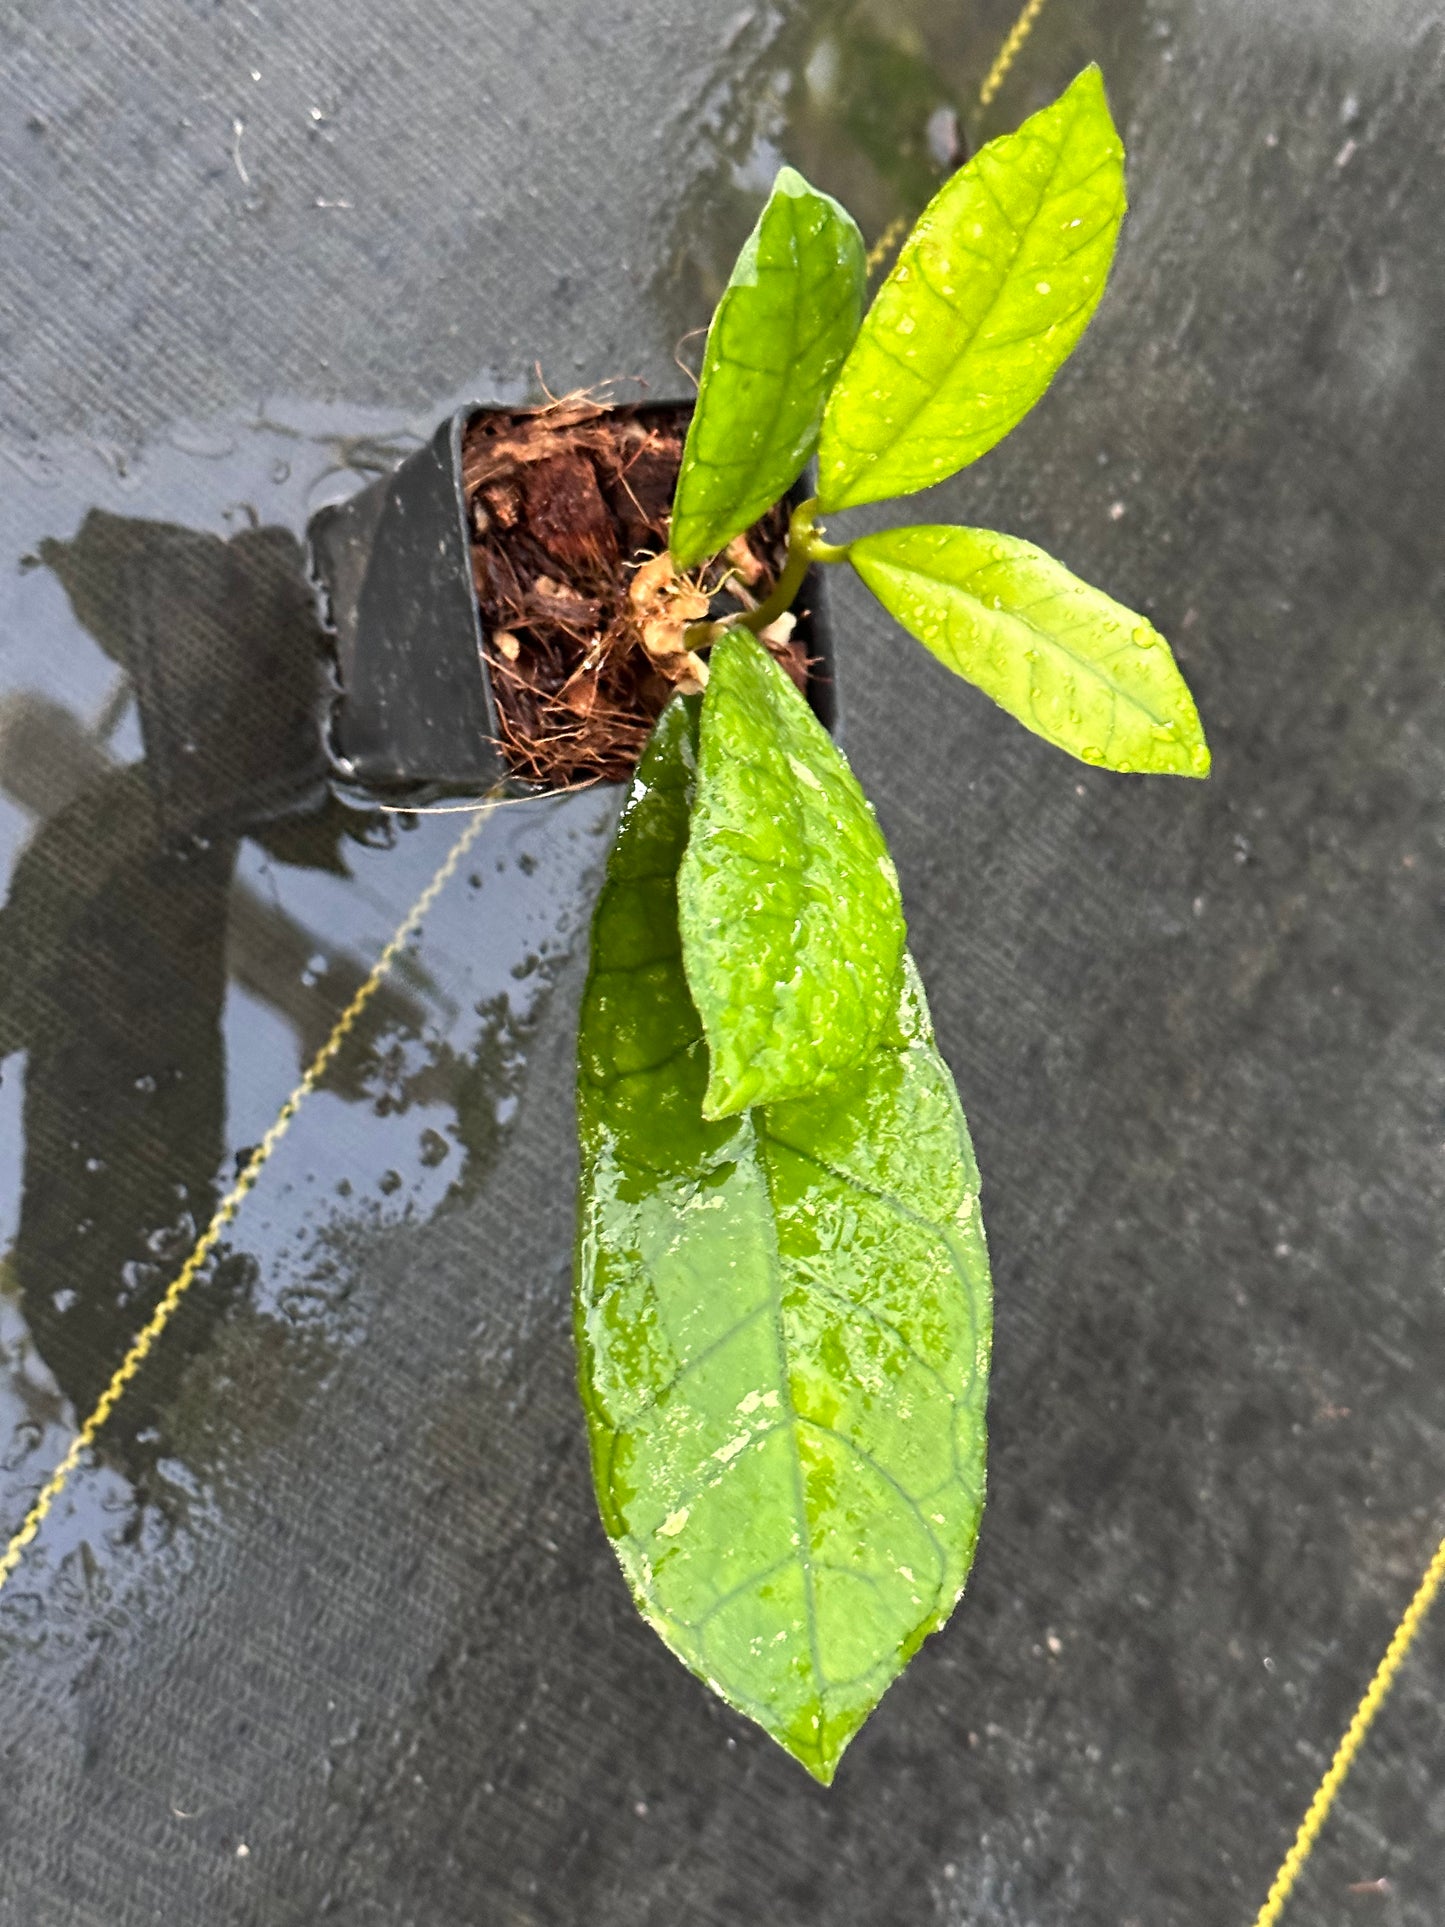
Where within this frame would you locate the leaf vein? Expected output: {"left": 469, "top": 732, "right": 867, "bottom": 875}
{"left": 601, "top": 1299, "right": 770, "bottom": 1432}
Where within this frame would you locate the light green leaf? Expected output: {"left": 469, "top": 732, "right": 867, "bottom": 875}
{"left": 576, "top": 700, "right": 992, "bottom": 1784}
{"left": 678, "top": 629, "right": 905, "bottom": 1119}
{"left": 850, "top": 523, "right": 1210, "bottom": 776}
{"left": 817, "top": 65, "right": 1126, "bottom": 511}
{"left": 670, "top": 167, "right": 866, "bottom": 570}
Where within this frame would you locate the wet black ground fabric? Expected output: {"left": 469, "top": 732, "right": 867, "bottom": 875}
{"left": 2, "top": 2, "right": 1444, "bottom": 1923}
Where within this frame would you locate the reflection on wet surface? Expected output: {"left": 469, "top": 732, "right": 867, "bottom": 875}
{"left": 0, "top": 0, "right": 1269, "bottom": 1680}
{"left": 656, "top": 0, "right": 1148, "bottom": 340}
{"left": 0, "top": 403, "right": 614, "bottom": 1626}
{"left": 0, "top": 0, "right": 1158, "bottom": 1605}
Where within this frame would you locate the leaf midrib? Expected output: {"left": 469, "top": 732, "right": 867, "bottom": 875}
{"left": 695, "top": 733, "right": 888, "bottom": 1110}
{"left": 753, "top": 1128, "right": 830, "bottom": 1750}
{"left": 756, "top": 1104, "right": 973, "bottom": 1669}
{"left": 871, "top": 551, "right": 1175, "bottom": 732}
{"left": 611, "top": 1113, "right": 968, "bottom": 1756}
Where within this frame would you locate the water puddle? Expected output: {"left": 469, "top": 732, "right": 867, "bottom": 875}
{"left": 0, "top": 390, "right": 615, "bottom": 1650}
{"left": 653, "top": 0, "right": 1150, "bottom": 348}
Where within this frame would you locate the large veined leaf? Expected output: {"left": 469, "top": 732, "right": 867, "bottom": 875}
{"left": 850, "top": 523, "right": 1210, "bottom": 776}
{"left": 575, "top": 700, "right": 992, "bottom": 1783}
{"left": 669, "top": 167, "right": 866, "bottom": 570}
{"left": 817, "top": 66, "right": 1126, "bottom": 511}
{"left": 677, "top": 629, "right": 905, "bottom": 1119}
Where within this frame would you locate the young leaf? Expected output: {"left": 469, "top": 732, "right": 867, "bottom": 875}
{"left": 817, "top": 66, "right": 1126, "bottom": 511}
{"left": 669, "top": 168, "right": 866, "bottom": 570}
{"left": 677, "top": 629, "right": 905, "bottom": 1119}
{"left": 850, "top": 524, "right": 1210, "bottom": 776}
{"left": 576, "top": 700, "right": 992, "bottom": 1784}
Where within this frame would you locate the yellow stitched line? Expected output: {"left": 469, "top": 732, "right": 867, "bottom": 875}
{"left": 864, "top": 214, "right": 911, "bottom": 277}
{"left": 979, "top": 0, "right": 1050, "bottom": 107}
{"left": 0, "top": 798, "right": 495, "bottom": 1596}
{"left": 864, "top": 0, "right": 1051, "bottom": 277}
{"left": 1251, "top": 1530, "right": 1445, "bottom": 1926}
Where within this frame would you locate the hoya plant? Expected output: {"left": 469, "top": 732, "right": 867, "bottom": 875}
{"left": 574, "top": 66, "right": 1208, "bottom": 1783}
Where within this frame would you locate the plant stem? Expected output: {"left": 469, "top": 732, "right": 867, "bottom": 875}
{"left": 738, "top": 497, "right": 847, "bottom": 635}
{"left": 679, "top": 498, "right": 848, "bottom": 655}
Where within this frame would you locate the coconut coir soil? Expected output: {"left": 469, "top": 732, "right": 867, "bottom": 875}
{"left": 462, "top": 399, "right": 809, "bottom": 787}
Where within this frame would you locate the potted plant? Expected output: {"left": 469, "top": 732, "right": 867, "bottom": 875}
{"left": 308, "top": 401, "right": 838, "bottom": 801}
{"left": 313, "top": 65, "right": 1208, "bottom": 1783}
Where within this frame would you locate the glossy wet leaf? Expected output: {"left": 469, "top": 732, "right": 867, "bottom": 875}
{"left": 677, "top": 630, "right": 905, "bottom": 1119}
{"left": 670, "top": 168, "right": 866, "bottom": 569}
{"left": 850, "top": 524, "right": 1210, "bottom": 776}
{"left": 576, "top": 701, "right": 991, "bottom": 1783}
{"left": 817, "top": 66, "right": 1126, "bottom": 511}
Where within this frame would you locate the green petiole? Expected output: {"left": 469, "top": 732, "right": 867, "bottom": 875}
{"left": 682, "top": 497, "right": 849, "bottom": 654}
{"left": 737, "top": 496, "right": 849, "bottom": 635}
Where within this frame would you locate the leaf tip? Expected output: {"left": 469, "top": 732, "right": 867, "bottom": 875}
{"left": 768, "top": 1717, "right": 848, "bottom": 1785}
{"left": 1163, "top": 682, "right": 1211, "bottom": 779}
{"left": 1051, "top": 64, "right": 1124, "bottom": 184}
{"left": 1063, "top": 61, "right": 1111, "bottom": 121}
{"left": 692, "top": 1028, "right": 748, "bottom": 1121}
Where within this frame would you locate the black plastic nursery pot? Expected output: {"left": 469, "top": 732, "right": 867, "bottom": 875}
{"left": 307, "top": 398, "right": 841, "bottom": 803}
